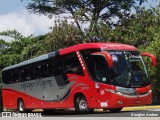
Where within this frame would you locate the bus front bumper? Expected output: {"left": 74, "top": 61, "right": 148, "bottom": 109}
{"left": 89, "top": 90, "right": 152, "bottom": 109}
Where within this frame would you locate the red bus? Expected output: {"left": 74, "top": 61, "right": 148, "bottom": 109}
{"left": 1, "top": 43, "right": 156, "bottom": 113}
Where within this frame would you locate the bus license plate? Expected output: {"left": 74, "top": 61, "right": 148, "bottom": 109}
{"left": 135, "top": 100, "right": 142, "bottom": 104}
{"left": 100, "top": 102, "right": 108, "bottom": 107}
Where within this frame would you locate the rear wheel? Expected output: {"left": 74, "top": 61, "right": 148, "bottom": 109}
{"left": 108, "top": 107, "right": 123, "bottom": 113}
{"left": 75, "top": 95, "right": 94, "bottom": 114}
{"left": 18, "top": 99, "right": 25, "bottom": 113}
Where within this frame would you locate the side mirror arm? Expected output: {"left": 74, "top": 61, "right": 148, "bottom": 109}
{"left": 92, "top": 51, "right": 113, "bottom": 68}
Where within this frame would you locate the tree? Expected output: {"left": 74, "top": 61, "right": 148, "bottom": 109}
{"left": 26, "top": 0, "right": 146, "bottom": 34}
{"left": 140, "top": 39, "right": 160, "bottom": 104}
{"left": 114, "top": 6, "right": 160, "bottom": 47}
{"left": 137, "top": 4, "right": 160, "bottom": 104}
{"left": 0, "top": 30, "right": 43, "bottom": 70}
{"left": 87, "top": 5, "right": 159, "bottom": 46}
{"left": 43, "top": 20, "right": 83, "bottom": 53}
{"left": 0, "top": 39, "right": 9, "bottom": 54}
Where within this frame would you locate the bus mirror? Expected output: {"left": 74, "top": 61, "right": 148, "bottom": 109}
{"left": 141, "top": 52, "right": 157, "bottom": 67}
{"left": 92, "top": 51, "right": 113, "bottom": 68}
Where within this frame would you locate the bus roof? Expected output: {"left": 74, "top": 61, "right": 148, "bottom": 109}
{"left": 59, "top": 42, "right": 137, "bottom": 55}
{"left": 2, "top": 51, "right": 59, "bottom": 71}
{"left": 2, "top": 42, "right": 137, "bottom": 71}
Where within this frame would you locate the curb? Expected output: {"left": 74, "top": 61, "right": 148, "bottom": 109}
{"left": 122, "top": 105, "right": 160, "bottom": 111}
{"left": 94, "top": 105, "right": 160, "bottom": 112}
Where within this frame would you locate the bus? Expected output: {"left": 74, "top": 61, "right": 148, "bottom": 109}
{"left": 1, "top": 43, "right": 156, "bottom": 113}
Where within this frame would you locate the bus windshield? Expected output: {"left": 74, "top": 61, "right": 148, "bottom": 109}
{"left": 80, "top": 49, "right": 149, "bottom": 88}
{"left": 108, "top": 51, "right": 149, "bottom": 88}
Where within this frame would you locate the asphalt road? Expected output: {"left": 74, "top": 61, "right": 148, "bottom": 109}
{"left": 0, "top": 109, "right": 160, "bottom": 118}
{"left": 42, "top": 109, "right": 160, "bottom": 117}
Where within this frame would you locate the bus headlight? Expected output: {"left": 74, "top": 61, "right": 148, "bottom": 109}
{"left": 105, "top": 89, "right": 116, "bottom": 94}
{"left": 148, "top": 90, "right": 152, "bottom": 93}
{"left": 116, "top": 87, "right": 136, "bottom": 94}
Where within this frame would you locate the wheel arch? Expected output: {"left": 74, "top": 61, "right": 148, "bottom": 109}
{"left": 17, "top": 97, "right": 23, "bottom": 102}
{"left": 73, "top": 90, "right": 93, "bottom": 108}
{"left": 74, "top": 92, "right": 90, "bottom": 108}
{"left": 74, "top": 92, "right": 84, "bottom": 105}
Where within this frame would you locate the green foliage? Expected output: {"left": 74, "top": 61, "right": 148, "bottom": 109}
{"left": 84, "top": 5, "right": 160, "bottom": 46}
{"left": 43, "top": 20, "right": 84, "bottom": 53}
{"left": 137, "top": 5, "right": 160, "bottom": 104}
{"left": 140, "top": 40, "right": 160, "bottom": 104}
{"left": 26, "top": 0, "right": 146, "bottom": 33}
{"left": 0, "top": 30, "right": 44, "bottom": 70}
{"left": 115, "top": 6, "right": 160, "bottom": 47}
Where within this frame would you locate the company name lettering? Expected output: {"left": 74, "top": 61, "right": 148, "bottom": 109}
{"left": 20, "top": 78, "right": 53, "bottom": 90}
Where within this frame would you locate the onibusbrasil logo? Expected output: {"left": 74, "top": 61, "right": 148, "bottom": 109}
{"left": 2, "top": 112, "right": 42, "bottom": 117}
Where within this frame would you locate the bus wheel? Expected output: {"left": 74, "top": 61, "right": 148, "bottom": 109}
{"left": 108, "top": 107, "right": 123, "bottom": 113}
{"left": 18, "top": 99, "right": 25, "bottom": 112}
{"left": 75, "top": 96, "right": 93, "bottom": 114}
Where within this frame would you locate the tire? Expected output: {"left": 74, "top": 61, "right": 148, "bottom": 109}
{"left": 75, "top": 96, "right": 94, "bottom": 114}
{"left": 108, "top": 107, "right": 123, "bottom": 113}
{"left": 18, "top": 99, "right": 25, "bottom": 113}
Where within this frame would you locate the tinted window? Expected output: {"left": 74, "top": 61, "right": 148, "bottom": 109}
{"left": 64, "top": 52, "right": 84, "bottom": 76}
{"left": 83, "top": 55, "right": 109, "bottom": 83}
{"left": 2, "top": 70, "right": 13, "bottom": 84}
{"left": 3, "top": 68, "right": 23, "bottom": 84}
{"left": 48, "top": 57, "right": 63, "bottom": 76}
{"left": 22, "top": 66, "right": 34, "bottom": 81}
{"left": 35, "top": 62, "right": 48, "bottom": 79}
{"left": 13, "top": 69, "right": 21, "bottom": 83}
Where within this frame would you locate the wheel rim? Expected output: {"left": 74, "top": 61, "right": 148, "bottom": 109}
{"left": 19, "top": 101, "right": 24, "bottom": 112}
{"left": 78, "top": 99, "right": 87, "bottom": 111}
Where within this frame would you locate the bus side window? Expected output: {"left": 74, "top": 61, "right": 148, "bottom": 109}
{"left": 83, "top": 55, "right": 95, "bottom": 79}
{"left": 48, "top": 57, "right": 63, "bottom": 76}
{"left": 64, "top": 52, "right": 84, "bottom": 76}
{"left": 13, "top": 69, "right": 21, "bottom": 83}
{"left": 94, "top": 56, "right": 108, "bottom": 82}
{"left": 23, "top": 67, "right": 34, "bottom": 81}
{"left": 4, "top": 70, "right": 13, "bottom": 84}
{"left": 2, "top": 71, "right": 10, "bottom": 84}
{"left": 35, "top": 62, "right": 48, "bottom": 79}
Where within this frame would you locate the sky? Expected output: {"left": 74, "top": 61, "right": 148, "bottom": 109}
{"left": 0, "top": 0, "right": 55, "bottom": 42}
{"left": 0, "top": 0, "right": 158, "bottom": 42}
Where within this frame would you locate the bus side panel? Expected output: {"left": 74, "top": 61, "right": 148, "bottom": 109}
{"left": 66, "top": 74, "right": 99, "bottom": 108}
{"left": 2, "top": 89, "right": 19, "bottom": 109}
{"left": 2, "top": 88, "right": 73, "bottom": 110}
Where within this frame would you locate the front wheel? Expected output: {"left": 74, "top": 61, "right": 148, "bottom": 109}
{"left": 75, "top": 96, "right": 94, "bottom": 114}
